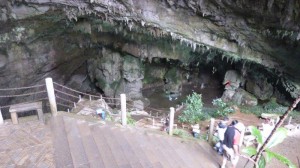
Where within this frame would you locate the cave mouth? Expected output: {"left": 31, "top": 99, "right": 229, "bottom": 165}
{"left": 0, "top": 2, "right": 299, "bottom": 118}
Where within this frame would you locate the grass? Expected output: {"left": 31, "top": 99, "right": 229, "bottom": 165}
{"left": 173, "top": 129, "right": 192, "bottom": 139}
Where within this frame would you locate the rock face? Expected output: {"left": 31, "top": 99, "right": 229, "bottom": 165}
{"left": 122, "top": 54, "right": 144, "bottom": 99}
{"left": 232, "top": 88, "right": 258, "bottom": 106}
{"left": 88, "top": 48, "right": 123, "bottom": 98}
{"left": 0, "top": 0, "right": 299, "bottom": 108}
{"left": 246, "top": 79, "right": 274, "bottom": 101}
{"left": 87, "top": 48, "right": 144, "bottom": 101}
{"left": 164, "top": 67, "right": 182, "bottom": 95}
{"left": 222, "top": 70, "right": 257, "bottom": 106}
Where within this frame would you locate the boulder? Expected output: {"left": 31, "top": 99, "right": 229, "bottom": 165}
{"left": 223, "top": 70, "right": 243, "bottom": 90}
{"left": 164, "top": 67, "right": 182, "bottom": 95}
{"left": 231, "top": 88, "right": 258, "bottom": 106}
{"left": 246, "top": 79, "right": 273, "bottom": 100}
{"left": 87, "top": 48, "right": 123, "bottom": 98}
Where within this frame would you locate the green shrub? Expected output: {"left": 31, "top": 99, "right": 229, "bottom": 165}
{"left": 173, "top": 129, "right": 191, "bottom": 138}
{"left": 263, "top": 98, "right": 288, "bottom": 114}
{"left": 240, "top": 105, "right": 264, "bottom": 116}
{"left": 178, "top": 92, "right": 208, "bottom": 124}
{"left": 211, "top": 98, "right": 234, "bottom": 118}
{"left": 243, "top": 126, "right": 295, "bottom": 168}
{"left": 127, "top": 113, "right": 136, "bottom": 125}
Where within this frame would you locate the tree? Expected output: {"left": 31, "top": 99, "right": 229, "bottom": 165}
{"left": 242, "top": 96, "right": 300, "bottom": 168}
{"left": 242, "top": 126, "right": 296, "bottom": 168}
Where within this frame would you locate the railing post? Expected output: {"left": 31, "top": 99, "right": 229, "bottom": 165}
{"left": 152, "top": 117, "right": 155, "bottom": 127}
{"left": 208, "top": 118, "right": 215, "bottom": 144}
{"left": 169, "top": 107, "right": 175, "bottom": 136}
{"left": 121, "top": 94, "right": 127, "bottom": 126}
{"left": 45, "top": 78, "right": 57, "bottom": 116}
{"left": 288, "top": 116, "right": 292, "bottom": 125}
{"left": 0, "top": 108, "right": 3, "bottom": 125}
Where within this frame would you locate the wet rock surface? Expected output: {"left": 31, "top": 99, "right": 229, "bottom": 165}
{"left": 0, "top": 0, "right": 299, "bottom": 109}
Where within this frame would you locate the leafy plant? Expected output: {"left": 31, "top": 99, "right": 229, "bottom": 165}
{"left": 242, "top": 126, "right": 296, "bottom": 168}
{"left": 127, "top": 113, "right": 136, "bottom": 125}
{"left": 211, "top": 98, "right": 234, "bottom": 117}
{"left": 173, "top": 129, "right": 191, "bottom": 138}
{"left": 263, "top": 98, "right": 288, "bottom": 114}
{"left": 178, "top": 92, "right": 208, "bottom": 124}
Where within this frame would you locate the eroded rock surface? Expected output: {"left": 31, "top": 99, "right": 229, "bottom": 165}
{"left": 0, "top": 0, "right": 299, "bottom": 109}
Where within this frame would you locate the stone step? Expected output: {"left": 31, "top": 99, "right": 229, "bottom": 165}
{"left": 51, "top": 116, "right": 221, "bottom": 168}
{"left": 118, "top": 129, "right": 153, "bottom": 168}
{"left": 51, "top": 116, "right": 73, "bottom": 168}
{"left": 101, "top": 126, "right": 131, "bottom": 167}
{"left": 109, "top": 128, "right": 146, "bottom": 167}
{"left": 155, "top": 135, "right": 191, "bottom": 168}
{"left": 162, "top": 137, "right": 203, "bottom": 168}
{"left": 187, "top": 141, "right": 218, "bottom": 168}
{"left": 63, "top": 116, "right": 89, "bottom": 167}
{"left": 151, "top": 162, "right": 164, "bottom": 168}
{"left": 77, "top": 120, "right": 105, "bottom": 168}
{"left": 91, "top": 125, "right": 119, "bottom": 168}
{"left": 132, "top": 131, "right": 174, "bottom": 168}
{"left": 146, "top": 133, "right": 180, "bottom": 168}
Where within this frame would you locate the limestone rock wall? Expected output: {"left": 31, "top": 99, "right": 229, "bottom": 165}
{"left": 0, "top": 0, "right": 299, "bottom": 105}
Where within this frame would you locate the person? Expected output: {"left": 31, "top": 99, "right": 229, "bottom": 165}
{"left": 221, "top": 120, "right": 241, "bottom": 168}
{"left": 96, "top": 108, "right": 106, "bottom": 120}
{"left": 235, "top": 122, "right": 245, "bottom": 151}
{"left": 214, "top": 117, "right": 229, "bottom": 154}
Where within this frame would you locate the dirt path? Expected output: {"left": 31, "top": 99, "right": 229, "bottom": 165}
{"left": 228, "top": 110, "right": 300, "bottom": 168}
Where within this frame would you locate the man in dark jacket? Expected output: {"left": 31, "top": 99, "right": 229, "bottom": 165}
{"left": 221, "top": 120, "right": 241, "bottom": 168}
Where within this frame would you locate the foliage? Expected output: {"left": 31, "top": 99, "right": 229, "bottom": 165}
{"left": 105, "top": 113, "right": 112, "bottom": 121}
{"left": 211, "top": 98, "right": 234, "bottom": 117}
{"left": 242, "top": 126, "right": 295, "bottom": 168}
{"left": 178, "top": 92, "right": 208, "bottom": 124}
{"left": 240, "top": 105, "right": 264, "bottom": 117}
{"left": 173, "top": 129, "right": 191, "bottom": 138}
{"left": 263, "top": 98, "right": 288, "bottom": 114}
{"left": 127, "top": 113, "right": 136, "bottom": 126}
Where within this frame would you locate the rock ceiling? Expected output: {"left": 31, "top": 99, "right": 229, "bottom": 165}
{"left": 0, "top": 0, "right": 300, "bottom": 97}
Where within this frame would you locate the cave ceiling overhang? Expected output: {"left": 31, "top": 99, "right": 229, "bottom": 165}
{"left": 0, "top": 0, "right": 300, "bottom": 82}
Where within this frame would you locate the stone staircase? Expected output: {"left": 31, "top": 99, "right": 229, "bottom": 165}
{"left": 50, "top": 115, "right": 221, "bottom": 168}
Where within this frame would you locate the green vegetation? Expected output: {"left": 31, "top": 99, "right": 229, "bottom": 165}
{"left": 127, "top": 113, "right": 136, "bottom": 125}
{"left": 263, "top": 98, "right": 288, "bottom": 114}
{"left": 243, "top": 126, "right": 296, "bottom": 168}
{"left": 173, "top": 129, "right": 191, "bottom": 138}
{"left": 179, "top": 92, "right": 208, "bottom": 124}
{"left": 105, "top": 113, "right": 112, "bottom": 121}
{"left": 211, "top": 98, "right": 234, "bottom": 118}
{"left": 240, "top": 98, "right": 289, "bottom": 117}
